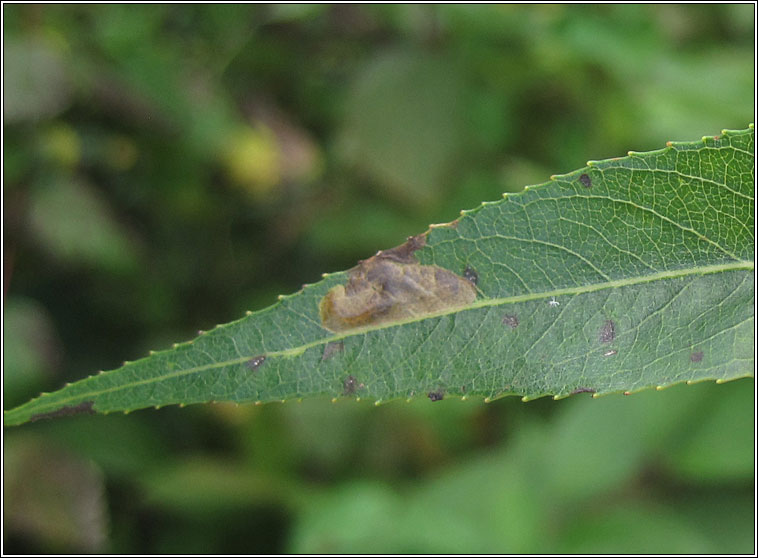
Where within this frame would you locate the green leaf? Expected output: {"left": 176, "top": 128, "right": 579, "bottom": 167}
{"left": 4, "top": 126, "right": 754, "bottom": 426}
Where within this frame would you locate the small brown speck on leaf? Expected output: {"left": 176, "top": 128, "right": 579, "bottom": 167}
{"left": 343, "top": 375, "right": 364, "bottom": 395}
{"left": 463, "top": 265, "right": 478, "bottom": 285}
{"left": 247, "top": 355, "right": 266, "bottom": 370}
{"left": 579, "top": 173, "right": 592, "bottom": 188}
{"left": 502, "top": 314, "right": 519, "bottom": 329}
{"left": 690, "top": 351, "right": 704, "bottom": 363}
{"left": 30, "top": 401, "right": 96, "bottom": 422}
{"left": 599, "top": 320, "right": 616, "bottom": 343}
{"left": 428, "top": 389, "right": 445, "bottom": 402}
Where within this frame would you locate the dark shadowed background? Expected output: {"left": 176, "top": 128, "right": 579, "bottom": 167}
{"left": 3, "top": 4, "right": 754, "bottom": 553}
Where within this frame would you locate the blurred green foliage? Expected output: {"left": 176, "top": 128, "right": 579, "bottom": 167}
{"left": 3, "top": 4, "right": 754, "bottom": 553}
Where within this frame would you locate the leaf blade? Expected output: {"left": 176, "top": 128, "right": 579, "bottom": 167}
{"left": 5, "top": 126, "right": 754, "bottom": 426}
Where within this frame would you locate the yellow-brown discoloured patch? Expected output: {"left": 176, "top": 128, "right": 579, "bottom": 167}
{"left": 319, "top": 235, "right": 477, "bottom": 333}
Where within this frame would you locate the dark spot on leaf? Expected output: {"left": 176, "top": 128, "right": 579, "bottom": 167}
{"left": 342, "top": 375, "right": 364, "bottom": 395}
{"left": 247, "top": 355, "right": 266, "bottom": 370}
{"left": 322, "top": 341, "right": 344, "bottom": 361}
{"left": 461, "top": 385, "right": 466, "bottom": 392}
{"left": 428, "top": 389, "right": 444, "bottom": 402}
{"left": 599, "top": 320, "right": 615, "bottom": 343}
{"left": 463, "top": 265, "right": 478, "bottom": 285}
{"left": 30, "top": 401, "right": 96, "bottom": 422}
{"left": 690, "top": 351, "right": 704, "bottom": 363}
{"left": 571, "top": 387, "right": 596, "bottom": 395}
{"left": 502, "top": 314, "right": 519, "bottom": 329}
{"left": 579, "top": 173, "right": 592, "bottom": 188}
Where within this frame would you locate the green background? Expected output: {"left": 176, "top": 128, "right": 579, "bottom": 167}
{"left": 3, "top": 4, "right": 754, "bottom": 553}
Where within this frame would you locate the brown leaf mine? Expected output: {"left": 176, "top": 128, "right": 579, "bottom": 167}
{"left": 319, "top": 237, "right": 478, "bottom": 333}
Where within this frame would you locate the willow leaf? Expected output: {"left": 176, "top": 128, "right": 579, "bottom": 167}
{"left": 4, "top": 126, "right": 754, "bottom": 426}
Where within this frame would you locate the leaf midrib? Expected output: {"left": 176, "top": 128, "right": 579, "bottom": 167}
{"left": 11, "top": 260, "right": 752, "bottom": 417}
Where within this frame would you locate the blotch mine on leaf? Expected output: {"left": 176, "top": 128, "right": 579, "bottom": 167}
{"left": 599, "top": 320, "right": 616, "bottom": 343}
{"left": 30, "top": 401, "right": 96, "bottom": 422}
{"left": 603, "top": 349, "right": 617, "bottom": 357}
{"left": 247, "top": 355, "right": 266, "bottom": 370}
{"left": 428, "top": 389, "right": 444, "bottom": 402}
{"left": 342, "top": 375, "right": 364, "bottom": 395}
{"left": 579, "top": 173, "right": 592, "bottom": 188}
{"left": 690, "top": 351, "right": 704, "bottom": 363}
{"left": 319, "top": 235, "right": 477, "bottom": 333}
{"left": 463, "top": 265, "right": 478, "bottom": 285}
{"left": 322, "top": 341, "right": 344, "bottom": 361}
{"left": 502, "top": 314, "right": 519, "bottom": 329}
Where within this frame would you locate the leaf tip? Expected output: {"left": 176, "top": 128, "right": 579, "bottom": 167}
{"left": 245, "top": 310, "right": 253, "bottom": 316}
{"left": 277, "top": 294, "right": 286, "bottom": 301}
{"left": 483, "top": 396, "right": 492, "bottom": 403}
